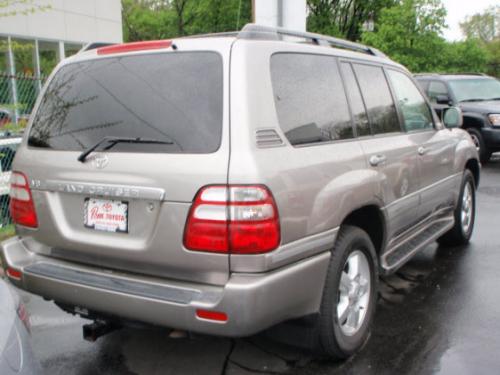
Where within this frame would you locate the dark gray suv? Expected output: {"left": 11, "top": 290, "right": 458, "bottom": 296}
{"left": 416, "top": 73, "right": 500, "bottom": 163}
{"left": 1, "top": 24, "right": 480, "bottom": 359}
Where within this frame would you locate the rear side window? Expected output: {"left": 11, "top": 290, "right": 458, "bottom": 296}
{"left": 270, "top": 53, "right": 353, "bottom": 146}
{"left": 353, "top": 64, "right": 401, "bottom": 135}
{"left": 340, "top": 62, "right": 370, "bottom": 137}
{"left": 29, "top": 52, "right": 223, "bottom": 153}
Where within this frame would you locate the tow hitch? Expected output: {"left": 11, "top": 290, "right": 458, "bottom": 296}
{"left": 83, "top": 320, "right": 121, "bottom": 342}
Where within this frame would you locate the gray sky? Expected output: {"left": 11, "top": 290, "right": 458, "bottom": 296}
{"left": 442, "top": 0, "right": 498, "bottom": 41}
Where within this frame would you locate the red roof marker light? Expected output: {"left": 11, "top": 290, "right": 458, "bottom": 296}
{"left": 97, "top": 40, "right": 172, "bottom": 55}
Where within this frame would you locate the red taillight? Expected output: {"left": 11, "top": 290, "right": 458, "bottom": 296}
{"left": 6, "top": 267, "right": 22, "bottom": 280}
{"left": 97, "top": 40, "right": 172, "bottom": 55}
{"left": 196, "top": 309, "right": 228, "bottom": 322}
{"left": 10, "top": 171, "right": 38, "bottom": 228}
{"left": 17, "top": 302, "right": 31, "bottom": 333}
{"left": 183, "top": 185, "right": 280, "bottom": 254}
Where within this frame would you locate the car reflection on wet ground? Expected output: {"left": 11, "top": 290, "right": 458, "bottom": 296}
{"left": 18, "top": 156, "right": 500, "bottom": 375}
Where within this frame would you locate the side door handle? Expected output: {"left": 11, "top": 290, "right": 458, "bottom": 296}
{"left": 418, "top": 146, "right": 428, "bottom": 156}
{"left": 369, "top": 154, "right": 387, "bottom": 167}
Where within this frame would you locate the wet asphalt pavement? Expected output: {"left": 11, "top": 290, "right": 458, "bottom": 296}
{"left": 10, "top": 156, "right": 500, "bottom": 374}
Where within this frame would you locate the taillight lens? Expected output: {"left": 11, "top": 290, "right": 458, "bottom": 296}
{"left": 183, "top": 185, "right": 280, "bottom": 254}
{"left": 10, "top": 171, "right": 38, "bottom": 228}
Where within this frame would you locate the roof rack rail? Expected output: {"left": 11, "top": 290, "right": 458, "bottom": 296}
{"left": 79, "top": 42, "right": 116, "bottom": 53}
{"left": 446, "top": 72, "right": 487, "bottom": 76}
{"left": 414, "top": 72, "right": 487, "bottom": 77}
{"left": 237, "top": 24, "right": 387, "bottom": 58}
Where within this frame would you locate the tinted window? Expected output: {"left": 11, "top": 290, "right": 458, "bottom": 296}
{"left": 427, "top": 81, "right": 449, "bottom": 103}
{"left": 416, "top": 79, "right": 429, "bottom": 92}
{"left": 340, "top": 62, "right": 370, "bottom": 136}
{"left": 353, "top": 64, "right": 400, "bottom": 135}
{"left": 29, "top": 52, "right": 223, "bottom": 153}
{"left": 270, "top": 53, "right": 353, "bottom": 145}
{"left": 387, "top": 70, "right": 434, "bottom": 131}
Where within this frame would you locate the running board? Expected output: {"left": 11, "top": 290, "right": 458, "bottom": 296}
{"left": 381, "top": 216, "right": 454, "bottom": 273}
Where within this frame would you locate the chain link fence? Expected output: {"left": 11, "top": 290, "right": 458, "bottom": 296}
{"left": 0, "top": 72, "right": 44, "bottom": 228}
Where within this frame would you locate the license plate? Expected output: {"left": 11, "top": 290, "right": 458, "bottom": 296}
{"left": 84, "top": 198, "right": 128, "bottom": 233}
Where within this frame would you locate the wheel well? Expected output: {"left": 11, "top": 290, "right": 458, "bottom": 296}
{"left": 463, "top": 116, "right": 484, "bottom": 129}
{"left": 342, "top": 206, "right": 385, "bottom": 255}
{"left": 465, "top": 158, "right": 480, "bottom": 187}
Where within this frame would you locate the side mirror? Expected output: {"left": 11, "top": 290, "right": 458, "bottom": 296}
{"left": 436, "top": 94, "right": 451, "bottom": 105}
{"left": 443, "top": 106, "right": 463, "bottom": 129}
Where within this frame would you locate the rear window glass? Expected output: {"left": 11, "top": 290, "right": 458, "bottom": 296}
{"left": 270, "top": 53, "right": 353, "bottom": 146}
{"left": 28, "top": 52, "right": 223, "bottom": 153}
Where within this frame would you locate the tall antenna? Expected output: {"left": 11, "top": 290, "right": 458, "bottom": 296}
{"left": 236, "top": 0, "right": 243, "bottom": 30}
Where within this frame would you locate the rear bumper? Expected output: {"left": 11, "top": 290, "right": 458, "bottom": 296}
{"left": 1, "top": 236, "right": 330, "bottom": 337}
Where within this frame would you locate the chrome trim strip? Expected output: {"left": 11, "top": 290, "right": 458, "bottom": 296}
{"left": 383, "top": 172, "right": 462, "bottom": 211}
{"left": 30, "top": 179, "right": 165, "bottom": 201}
{"left": 25, "top": 262, "right": 201, "bottom": 304}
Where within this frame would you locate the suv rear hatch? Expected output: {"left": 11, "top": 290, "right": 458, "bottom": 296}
{"left": 12, "top": 39, "right": 232, "bottom": 285}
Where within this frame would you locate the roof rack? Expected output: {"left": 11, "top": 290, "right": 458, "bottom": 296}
{"left": 79, "top": 42, "right": 116, "bottom": 53}
{"left": 414, "top": 72, "right": 487, "bottom": 77}
{"left": 237, "top": 24, "right": 387, "bottom": 58}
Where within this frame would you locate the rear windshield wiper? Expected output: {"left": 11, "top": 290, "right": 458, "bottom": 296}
{"left": 77, "top": 136, "right": 173, "bottom": 163}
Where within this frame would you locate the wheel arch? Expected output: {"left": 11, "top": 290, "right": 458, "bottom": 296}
{"left": 341, "top": 205, "right": 386, "bottom": 257}
{"left": 465, "top": 158, "right": 480, "bottom": 188}
{"left": 462, "top": 113, "right": 486, "bottom": 129}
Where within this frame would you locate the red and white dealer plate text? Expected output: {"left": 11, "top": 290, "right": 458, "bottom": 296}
{"left": 84, "top": 198, "right": 128, "bottom": 233}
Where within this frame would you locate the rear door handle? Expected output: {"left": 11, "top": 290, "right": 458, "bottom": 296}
{"left": 369, "top": 154, "right": 387, "bottom": 167}
{"left": 418, "top": 146, "right": 428, "bottom": 156}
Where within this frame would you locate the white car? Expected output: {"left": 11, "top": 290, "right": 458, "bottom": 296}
{"left": 0, "top": 279, "right": 41, "bottom": 375}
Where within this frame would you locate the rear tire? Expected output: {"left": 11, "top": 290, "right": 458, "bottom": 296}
{"left": 438, "top": 170, "right": 476, "bottom": 247}
{"left": 467, "top": 128, "right": 491, "bottom": 163}
{"left": 317, "top": 225, "right": 378, "bottom": 359}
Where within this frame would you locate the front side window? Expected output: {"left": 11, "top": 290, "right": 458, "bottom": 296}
{"left": 353, "top": 64, "right": 401, "bottom": 135}
{"left": 387, "top": 70, "right": 434, "bottom": 132}
{"left": 270, "top": 53, "right": 353, "bottom": 146}
{"left": 29, "top": 52, "right": 223, "bottom": 154}
{"left": 427, "top": 81, "right": 449, "bottom": 103}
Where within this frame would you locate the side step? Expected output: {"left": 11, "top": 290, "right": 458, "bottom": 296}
{"left": 382, "top": 216, "right": 454, "bottom": 273}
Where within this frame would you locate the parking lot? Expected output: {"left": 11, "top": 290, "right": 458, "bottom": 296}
{"left": 9, "top": 156, "right": 497, "bottom": 375}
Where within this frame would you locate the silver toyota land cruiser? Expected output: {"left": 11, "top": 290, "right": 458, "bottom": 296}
{"left": 1, "top": 24, "right": 479, "bottom": 359}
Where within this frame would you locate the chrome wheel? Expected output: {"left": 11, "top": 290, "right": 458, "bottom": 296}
{"left": 337, "top": 250, "right": 371, "bottom": 336}
{"left": 461, "top": 182, "right": 473, "bottom": 234}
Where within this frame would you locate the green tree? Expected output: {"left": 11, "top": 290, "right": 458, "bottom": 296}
{"left": 122, "top": 0, "right": 251, "bottom": 42}
{"left": 460, "top": 5, "right": 499, "bottom": 43}
{"left": 442, "top": 40, "right": 489, "bottom": 73}
{"left": 361, "top": 0, "right": 447, "bottom": 72}
{"left": 460, "top": 6, "right": 499, "bottom": 77}
{"left": 307, "top": 0, "right": 395, "bottom": 41}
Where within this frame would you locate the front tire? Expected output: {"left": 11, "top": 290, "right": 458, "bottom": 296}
{"left": 467, "top": 128, "right": 491, "bottom": 163}
{"left": 318, "top": 225, "right": 378, "bottom": 359}
{"left": 438, "top": 170, "right": 476, "bottom": 247}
